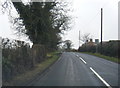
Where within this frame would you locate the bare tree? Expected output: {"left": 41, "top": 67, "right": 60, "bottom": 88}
{"left": 80, "top": 33, "right": 91, "bottom": 43}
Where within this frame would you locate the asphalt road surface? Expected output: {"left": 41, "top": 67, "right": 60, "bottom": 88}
{"left": 30, "top": 52, "right": 119, "bottom": 87}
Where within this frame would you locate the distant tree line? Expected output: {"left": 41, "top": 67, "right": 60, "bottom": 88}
{"left": 63, "top": 40, "right": 73, "bottom": 51}
{"left": 78, "top": 40, "right": 120, "bottom": 58}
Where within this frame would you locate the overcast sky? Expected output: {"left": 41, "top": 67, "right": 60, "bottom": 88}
{"left": 0, "top": 0, "right": 119, "bottom": 49}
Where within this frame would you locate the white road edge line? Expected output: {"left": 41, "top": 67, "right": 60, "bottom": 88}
{"left": 90, "top": 67, "right": 112, "bottom": 88}
{"left": 79, "top": 57, "right": 87, "bottom": 64}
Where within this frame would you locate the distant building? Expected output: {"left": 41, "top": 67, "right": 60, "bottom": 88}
{"left": 82, "top": 39, "right": 96, "bottom": 47}
{"left": 95, "top": 39, "right": 99, "bottom": 44}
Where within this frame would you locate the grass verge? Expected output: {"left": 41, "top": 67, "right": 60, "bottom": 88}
{"left": 4, "top": 52, "right": 60, "bottom": 86}
{"left": 80, "top": 52, "right": 120, "bottom": 63}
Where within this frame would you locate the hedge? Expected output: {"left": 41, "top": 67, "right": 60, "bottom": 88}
{"left": 78, "top": 40, "right": 120, "bottom": 58}
{"left": 2, "top": 38, "right": 46, "bottom": 82}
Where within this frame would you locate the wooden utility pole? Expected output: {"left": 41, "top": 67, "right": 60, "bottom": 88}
{"left": 79, "top": 30, "right": 80, "bottom": 47}
{"left": 101, "top": 8, "right": 103, "bottom": 54}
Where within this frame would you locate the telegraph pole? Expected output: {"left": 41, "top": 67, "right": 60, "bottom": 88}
{"left": 79, "top": 30, "right": 80, "bottom": 47}
{"left": 101, "top": 8, "right": 103, "bottom": 54}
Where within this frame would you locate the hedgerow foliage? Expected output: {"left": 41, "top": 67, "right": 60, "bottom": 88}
{"left": 2, "top": 38, "right": 46, "bottom": 82}
{"left": 79, "top": 40, "right": 119, "bottom": 58}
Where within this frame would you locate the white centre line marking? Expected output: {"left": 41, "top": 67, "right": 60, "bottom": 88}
{"left": 76, "top": 55, "right": 79, "bottom": 57}
{"left": 79, "top": 57, "right": 87, "bottom": 64}
{"left": 90, "top": 67, "right": 112, "bottom": 88}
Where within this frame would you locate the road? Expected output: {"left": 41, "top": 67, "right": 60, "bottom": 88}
{"left": 29, "top": 52, "right": 119, "bottom": 87}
